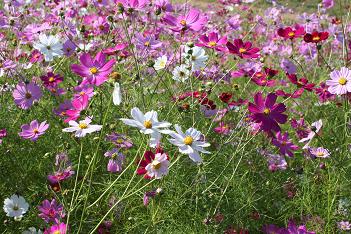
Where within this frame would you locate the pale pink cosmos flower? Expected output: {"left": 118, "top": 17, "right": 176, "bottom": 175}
{"left": 309, "top": 147, "right": 330, "bottom": 158}
{"left": 62, "top": 117, "right": 102, "bottom": 138}
{"left": 12, "top": 82, "right": 42, "bottom": 110}
{"left": 299, "top": 119, "right": 323, "bottom": 149}
{"left": 19, "top": 120, "right": 49, "bottom": 141}
{"left": 326, "top": 67, "right": 351, "bottom": 95}
{"left": 145, "top": 152, "right": 170, "bottom": 179}
{"left": 163, "top": 9, "right": 207, "bottom": 32}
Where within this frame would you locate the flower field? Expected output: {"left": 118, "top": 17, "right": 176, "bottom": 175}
{"left": 1, "top": 0, "right": 351, "bottom": 233}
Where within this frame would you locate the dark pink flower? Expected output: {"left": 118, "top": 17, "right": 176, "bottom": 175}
{"left": 44, "top": 222, "right": 67, "bottom": 234}
{"left": 277, "top": 24, "right": 305, "bottom": 40}
{"left": 40, "top": 72, "right": 63, "bottom": 88}
{"left": 226, "top": 39, "right": 260, "bottom": 59}
{"left": 19, "top": 120, "right": 49, "bottom": 141}
{"left": 71, "top": 52, "right": 116, "bottom": 86}
{"left": 248, "top": 92, "right": 287, "bottom": 133}
{"left": 314, "top": 82, "right": 335, "bottom": 103}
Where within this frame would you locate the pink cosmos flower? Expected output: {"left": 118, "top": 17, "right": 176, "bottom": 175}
{"left": 326, "top": 67, "right": 351, "bottom": 95}
{"left": 248, "top": 92, "right": 288, "bottom": 133}
{"left": 214, "top": 122, "right": 231, "bottom": 135}
{"left": 163, "top": 9, "right": 207, "bottom": 32}
{"left": 196, "top": 32, "right": 227, "bottom": 51}
{"left": 272, "top": 131, "right": 299, "bottom": 157}
{"left": 277, "top": 24, "right": 305, "bottom": 40}
{"left": 155, "top": 0, "right": 173, "bottom": 12}
{"left": 64, "top": 94, "right": 89, "bottom": 123}
{"left": 135, "top": 33, "right": 162, "bottom": 51}
{"left": 145, "top": 152, "right": 170, "bottom": 179}
{"left": 314, "top": 82, "right": 335, "bottom": 103}
{"left": 71, "top": 52, "right": 116, "bottom": 86}
{"left": 0, "top": 129, "right": 7, "bottom": 144}
{"left": 102, "top": 43, "right": 128, "bottom": 55}
{"left": 44, "top": 222, "right": 67, "bottom": 234}
{"left": 309, "top": 147, "right": 330, "bottom": 158}
{"left": 226, "top": 39, "right": 260, "bottom": 59}
{"left": 13, "top": 82, "right": 42, "bottom": 109}
{"left": 104, "top": 148, "right": 125, "bottom": 173}
{"left": 19, "top": 120, "right": 49, "bottom": 141}
{"left": 38, "top": 199, "right": 65, "bottom": 224}
{"left": 322, "top": 0, "right": 334, "bottom": 9}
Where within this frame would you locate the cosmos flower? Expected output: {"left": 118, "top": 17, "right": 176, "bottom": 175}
{"left": 154, "top": 55, "right": 168, "bottom": 71}
{"left": 280, "top": 58, "right": 297, "bottom": 74}
{"left": 184, "top": 45, "right": 208, "bottom": 71}
{"left": 314, "top": 82, "right": 335, "bottom": 103}
{"left": 299, "top": 119, "right": 323, "bottom": 149}
{"left": 168, "top": 124, "right": 210, "bottom": 163}
{"left": 19, "top": 120, "right": 49, "bottom": 141}
{"left": 304, "top": 31, "right": 329, "bottom": 43}
{"left": 120, "top": 107, "right": 171, "bottom": 147}
{"left": 326, "top": 67, "right": 351, "bottom": 95}
{"left": 22, "top": 227, "right": 43, "bottom": 234}
{"left": 44, "top": 223, "right": 67, "bottom": 234}
{"left": 135, "top": 33, "right": 162, "bottom": 51}
{"left": 226, "top": 39, "right": 260, "bottom": 59}
{"left": 33, "top": 34, "right": 63, "bottom": 61}
{"left": 38, "top": 199, "right": 65, "bottom": 224}
{"left": 196, "top": 32, "right": 227, "bottom": 51}
{"left": 106, "top": 133, "right": 133, "bottom": 149}
{"left": 62, "top": 117, "right": 102, "bottom": 138}
{"left": 322, "top": 0, "right": 334, "bottom": 9}
{"left": 338, "top": 221, "right": 351, "bottom": 231}
{"left": 40, "top": 72, "right": 63, "bottom": 88}
{"left": 104, "top": 148, "right": 125, "bottom": 173}
{"left": 277, "top": 24, "right": 305, "bottom": 40}
{"left": 172, "top": 64, "right": 190, "bottom": 82}
{"left": 71, "top": 52, "right": 116, "bottom": 86}
{"left": 64, "top": 95, "right": 89, "bottom": 123}
{"left": 309, "top": 147, "right": 330, "bottom": 158}
{"left": 145, "top": 152, "right": 170, "bottom": 179}
{"left": 3, "top": 194, "right": 29, "bottom": 219}
{"left": 272, "top": 131, "right": 298, "bottom": 157}
{"left": 0, "top": 128, "right": 7, "bottom": 144}
{"left": 13, "top": 82, "right": 42, "bottom": 110}
{"left": 163, "top": 9, "right": 207, "bottom": 32}
{"left": 248, "top": 92, "right": 288, "bottom": 133}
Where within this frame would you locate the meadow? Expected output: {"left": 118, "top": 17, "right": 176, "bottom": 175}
{"left": 0, "top": 0, "right": 350, "bottom": 233}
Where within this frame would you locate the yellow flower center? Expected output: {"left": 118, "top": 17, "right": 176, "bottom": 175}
{"left": 89, "top": 67, "right": 98, "bottom": 74}
{"left": 183, "top": 136, "right": 193, "bottom": 145}
{"left": 144, "top": 41, "right": 150, "bottom": 47}
{"left": 53, "top": 231, "right": 61, "bottom": 234}
{"left": 316, "top": 152, "right": 324, "bottom": 157}
{"left": 49, "top": 77, "right": 55, "bottom": 82}
{"left": 80, "top": 91, "right": 85, "bottom": 96}
{"left": 239, "top": 48, "right": 246, "bottom": 53}
{"left": 208, "top": 41, "right": 217, "bottom": 47}
{"left": 79, "top": 123, "right": 88, "bottom": 129}
{"left": 180, "top": 19, "right": 187, "bottom": 26}
{"left": 33, "top": 128, "right": 39, "bottom": 134}
{"left": 143, "top": 120, "right": 152, "bottom": 129}
{"left": 151, "top": 160, "right": 161, "bottom": 170}
{"left": 116, "top": 139, "right": 124, "bottom": 144}
{"left": 25, "top": 92, "right": 32, "bottom": 99}
{"left": 339, "top": 77, "right": 347, "bottom": 85}
{"left": 288, "top": 32, "right": 295, "bottom": 37}
{"left": 312, "top": 36, "right": 320, "bottom": 41}
{"left": 60, "top": 111, "right": 66, "bottom": 116}
{"left": 13, "top": 205, "right": 19, "bottom": 211}
{"left": 263, "top": 108, "right": 270, "bottom": 115}
{"left": 159, "top": 61, "right": 166, "bottom": 67}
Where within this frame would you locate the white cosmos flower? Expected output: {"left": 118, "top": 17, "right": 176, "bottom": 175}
{"left": 184, "top": 45, "right": 208, "bottom": 71}
{"left": 172, "top": 64, "right": 190, "bottom": 82}
{"left": 299, "top": 119, "right": 323, "bottom": 149}
{"left": 113, "top": 82, "right": 122, "bottom": 105}
{"left": 120, "top": 107, "right": 171, "bottom": 147}
{"left": 23, "top": 227, "right": 43, "bottom": 234}
{"left": 168, "top": 124, "right": 210, "bottom": 163}
{"left": 62, "top": 116, "right": 102, "bottom": 138}
{"left": 154, "top": 55, "right": 168, "bottom": 71}
{"left": 33, "top": 34, "right": 63, "bottom": 62}
{"left": 3, "top": 194, "right": 29, "bottom": 219}
{"left": 145, "top": 153, "right": 170, "bottom": 179}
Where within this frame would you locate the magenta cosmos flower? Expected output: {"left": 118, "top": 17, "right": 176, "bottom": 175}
{"left": 163, "top": 9, "right": 207, "bottom": 32}
{"left": 12, "top": 82, "right": 42, "bottom": 109}
{"left": 272, "top": 131, "right": 298, "bottom": 157}
{"left": 71, "top": 52, "right": 116, "bottom": 86}
{"left": 226, "top": 39, "right": 260, "bottom": 59}
{"left": 44, "top": 222, "right": 67, "bottom": 234}
{"left": 326, "top": 67, "right": 351, "bottom": 95}
{"left": 40, "top": 72, "right": 63, "bottom": 88}
{"left": 38, "top": 199, "right": 65, "bottom": 224}
{"left": 196, "top": 32, "right": 227, "bottom": 51}
{"left": 19, "top": 120, "right": 49, "bottom": 141}
{"left": 248, "top": 92, "right": 287, "bottom": 133}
